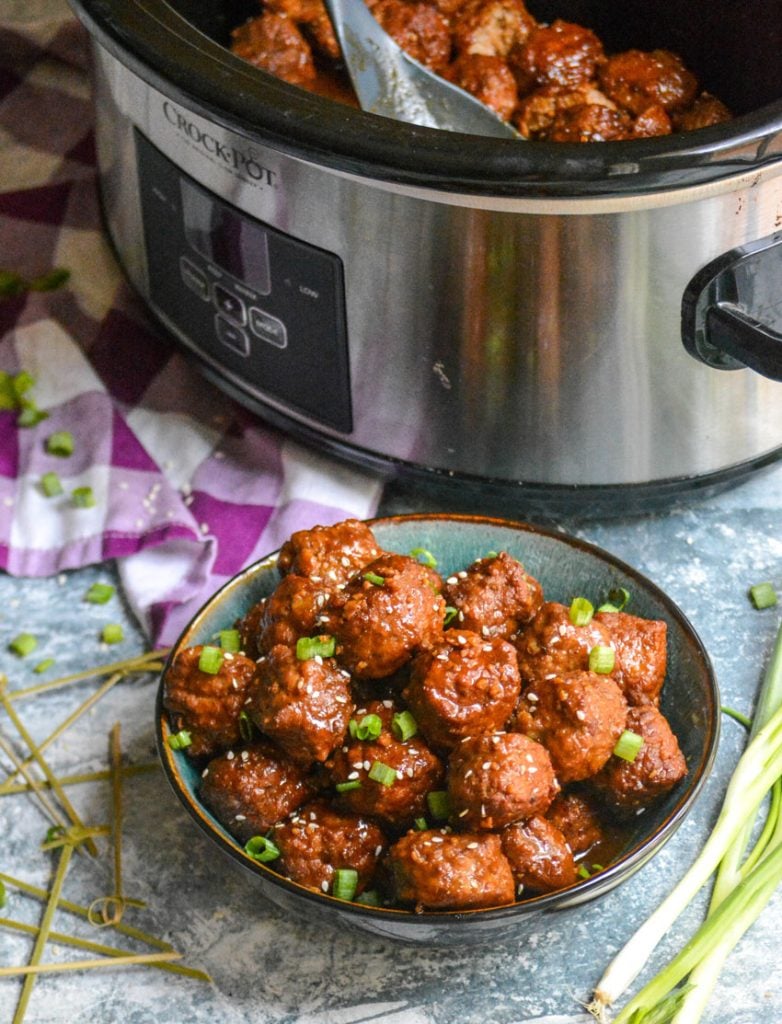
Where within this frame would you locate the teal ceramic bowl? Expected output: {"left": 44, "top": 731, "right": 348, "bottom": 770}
{"left": 156, "top": 513, "right": 719, "bottom": 945}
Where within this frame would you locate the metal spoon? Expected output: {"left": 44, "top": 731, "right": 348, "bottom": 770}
{"left": 322, "top": 0, "right": 520, "bottom": 138}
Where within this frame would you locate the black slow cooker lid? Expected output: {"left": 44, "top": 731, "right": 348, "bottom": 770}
{"left": 71, "top": 0, "right": 782, "bottom": 196}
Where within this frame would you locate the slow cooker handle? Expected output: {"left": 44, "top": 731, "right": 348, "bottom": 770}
{"left": 705, "top": 302, "right": 782, "bottom": 382}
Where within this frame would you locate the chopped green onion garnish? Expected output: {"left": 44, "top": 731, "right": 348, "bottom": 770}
{"left": 332, "top": 867, "right": 358, "bottom": 901}
{"left": 40, "top": 471, "right": 63, "bottom": 497}
{"left": 443, "top": 606, "right": 458, "bottom": 626}
{"left": 392, "top": 710, "right": 418, "bottom": 742}
{"left": 17, "top": 401, "right": 48, "bottom": 427}
{"left": 28, "top": 267, "right": 70, "bottom": 292}
{"left": 589, "top": 645, "right": 616, "bottom": 674}
{"left": 569, "top": 596, "right": 594, "bottom": 627}
{"left": 485, "top": 550, "right": 499, "bottom": 559}
{"left": 749, "top": 582, "right": 778, "bottom": 610}
{"left": 409, "top": 547, "right": 437, "bottom": 568}
{"left": 363, "top": 571, "right": 385, "bottom": 587}
{"left": 355, "top": 889, "right": 380, "bottom": 907}
{"left": 33, "top": 658, "right": 55, "bottom": 674}
{"left": 218, "top": 628, "right": 242, "bottom": 652}
{"left": 167, "top": 730, "right": 192, "bottom": 750}
{"left": 198, "top": 645, "right": 224, "bottom": 674}
{"left": 598, "top": 587, "right": 630, "bottom": 613}
{"left": 295, "top": 635, "right": 336, "bottom": 660}
{"left": 368, "top": 760, "right": 397, "bottom": 786}
{"left": 426, "top": 790, "right": 450, "bottom": 820}
{"left": 577, "top": 864, "right": 591, "bottom": 880}
{"left": 244, "top": 835, "right": 280, "bottom": 863}
{"left": 101, "top": 623, "right": 124, "bottom": 645}
{"left": 336, "top": 779, "right": 362, "bottom": 793}
{"left": 238, "top": 710, "right": 254, "bottom": 742}
{"left": 348, "top": 718, "right": 358, "bottom": 739}
{"left": 591, "top": 863, "right": 605, "bottom": 872}
{"left": 9, "top": 633, "right": 37, "bottom": 657}
{"left": 414, "top": 817, "right": 428, "bottom": 831}
{"left": 84, "top": 582, "right": 115, "bottom": 604}
{"left": 45, "top": 430, "right": 75, "bottom": 457}
{"left": 71, "top": 486, "right": 95, "bottom": 508}
{"left": 356, "top": 714, "right": 383, "bottom": 741}
{"left": 613, "top": 729, "right": 644, "bottom": 762}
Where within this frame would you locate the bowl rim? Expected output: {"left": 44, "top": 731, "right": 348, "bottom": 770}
{"left": 155, "top": 512, "right": 720, "bottom": 926}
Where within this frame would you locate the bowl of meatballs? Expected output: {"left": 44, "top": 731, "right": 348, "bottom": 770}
{"left": 157, "top": 514, "right": 719, "bottom": 944}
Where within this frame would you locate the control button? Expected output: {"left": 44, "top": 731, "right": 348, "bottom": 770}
{"left": 249, "top": 307, "right": 288, "bottom": 349}
{"left": 215, "top": 315, "right": 250, "bottom": 357}
{"left": 180, "top": 256, "right": 209, "bottom": 300}
{"left": 213, "top": 283, "right": 247, "bottom": 326}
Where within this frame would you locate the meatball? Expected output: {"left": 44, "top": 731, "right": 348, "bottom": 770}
{"left": 386, "top": 830, "right": 515, "bottom": 910}
{"left": 673, "top": 92, "right": 731, "bottom": 132}
{"left": 329, "top": 699, "right": 444, "bottom": 827}
{"left": 632, "top": 104, "right": 672, "bottom": 138}
{"left": 515, "top": 83, "right": 616, "bottom": 139}
{"left": 230, "top": 13, "right": 316, "bottom": 86}
{"left": 510, "top": 20, "right": 604, "bottom": 94}
{"left": 163, "top": 646, "right": 257, "bottom": 759}
{"left": 371, "top": 0, "right": 452, "bottom": 74}
{"left": 329, "top": 553, "right": 445, "bottom": 679}
{"left": 235, "top": 598, "right": 266, "bottom": 660}
{"left": 591, "top": 704, "right": 687, "bottom": 814}
{"left": 452, "top": 0, "right": 536, "bottom": 59}
{"left": 274, "top": 799, "right": 387, "bottom": 895}
{"left": 514, "top": 601, "right": 616, "bottom": 687}
{"left": 599, "top": 49, "right": 698, "bottom": 115}
{"left": 448, "top": 732, "right": 558, "bottom": 830}
{"left": 513, "top": 670, "right": 628, "bottom": 784}
{"left": 248, "top": 644, "right": 354, "bottom": 764}
{"left": 444, "top": 54, "right": 518, "bottom": 121}
{"left": 404, "top": 630, "right": 521, "bottom": 749}
{"left": 199, "top": 741, "right": 312, "bottom": 844}
{"left": 442, "top": 551, "right": 543, "bottom": 639}
{"left": 501, "top": 815, "right": 577, "bottom": 894}
{"left": 595, "top": 610, "right": 667, "bottom": 706}
{"left": 276, "top": 519, "right": 382, "bottom": 585}
{"left": 257, "top": 574, "right": 331, "bottom": 654}
{"left": 546, "top": 790, "right": 604, "bottom": 855}
{"left": 547, "top": 103, "right": 629, "bottom": 142}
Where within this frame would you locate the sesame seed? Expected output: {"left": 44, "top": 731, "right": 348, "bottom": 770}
{"left": 375, "top": 845, "right": 383, "bottom": 856}
{"left": 458, "top": 571, "right": 467, "bottom": 579}
{"left": 446, "top": 576, "right": 458, "bottom": 585}
{"left": 235, "top": 814, "right": 246, "bottom": 821}
{"left": 202, "top": 768, "right": 209, "bottom": 777}
{"left": 464, "top": 769, "right": 473, "bottom": 779}
{"left": 458, "top": 808, "right": 469, "bottom": 817}
{"left": 527, "top": 692, "right": 539, "bottom": 702}
{"left": 383, "top": 700, "right": 393, "bottom": 708}
{"left": 321, "top": 881, "right": 329, "bottom": 892}
{"left": 363, "top": 760, "right": 371, "bottom": 771}
{"left": 576, "top": 710, "right": 587, "bottom": 721}
{"left": 481, "top": 626, "right": 490, "bottom": 636}
{"left": 467, "top": 841, "right": 479, "bottom": 849}
{"left": 348, "top": 771, "right": 360, "bottom": 780}
{"left": 226, "top": 751, "right": 235, "bottom": 760}
{"left": 458, "top": 611, "right": 464, "bottom": 622}
{"left": 481, "top": 761, "right": 491, "bottom": 770}
{"left": 431, "top": 836, "right": 443, "bottom": 843}
{"left": 241, "top": 750, "right": 249, "bottom": 761}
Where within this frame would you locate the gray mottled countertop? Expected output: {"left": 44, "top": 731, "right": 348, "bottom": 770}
{"left": 1, "top": 465, "right": 782, "bottom": 1023}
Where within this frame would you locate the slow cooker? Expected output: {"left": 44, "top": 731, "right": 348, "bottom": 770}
{"left": 70, "top": 0, "right": 782, "bottom": 507}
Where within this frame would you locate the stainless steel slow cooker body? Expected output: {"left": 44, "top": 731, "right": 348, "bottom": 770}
{"left": 72, "top": 0, "right": 782, "bottom": 504}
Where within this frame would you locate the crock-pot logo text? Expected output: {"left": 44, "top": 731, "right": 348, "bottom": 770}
{"left": 163, "top": 102, "right": 276, "bottom": 186}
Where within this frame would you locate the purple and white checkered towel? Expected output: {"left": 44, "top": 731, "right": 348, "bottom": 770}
{"left": 0, "top": 2, "right": 382, "bottom": 645}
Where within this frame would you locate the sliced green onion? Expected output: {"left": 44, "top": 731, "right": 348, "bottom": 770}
{"left": 45, "top": 431, "right": 75, "bottom": 457}
{"left": 589, "top": 645, "right": 616, "bottom": 675}
{"left": 9, "top": 633, "right": 37, "bottom": 657}
{"left": 426, "top": 790, "right": 450, "bottom": 820}
{"left": 84, "top": 583, "right": 115, "bottom": 605}
{"left": 218, "top": 629, "right": 242, "bottom": 653}
{"left": 749, "top": 582, "right": 778, "bottom": 610}
{"left": 71, "top": 486, "right": 95, "bottom": 508}
{"left": 569, "top": 597, "right": 594, "bottom": 627}
{"left": 244, "top": 835, "right": 280, "bottom": 863}
{"left": 39, "top": 472, "right": 63, "bottom": 498}
{"left": 238, "top": 710, "right": 254, "bottom": 742}
{"left": 356, "top": 714, "right": 382, "bottom": 741}
{"left": 332, "top": 867, "right": 358, "bottom": 901}
{"left": 414, "top": 817, "right": 428, "bottom": 831}
{"left": 368, "top": 760, "right": 397, "bottom": 787}
{"left": 598, "top": 587, "right": 630, "bottom": 614}
{"left": 348, "top": 718, "right": 358, "bottom": 739}
{"left": 485, "top": 550, "right": 499, "bottom": 559}
{"left": 295, "top": 635, "right": 336, "bottom": 660}
{"left": 336, "top": 779, "right": 362, "bottom": 793}
{"left": 577, "top": 864, "right": 591, "bottom": 880}
{"left": 33, "top": 659, "right": 55, "bottom": 675}
{"left": 101, "top": 623, "right": 124, "bottom": 645}
{"left": 363, "top": 571, "right": 385, "bottom": 587}
{"left": 355, "top": 889, "right": 380, "bottom": 907}
{"left": 409, "top": 547, "right": 437, "bottom": 568}
{"left": 443, "top": 606, "right": 459, "bottom": 626}
{"left": 28, "top": 267, "right": 70, "bottom": 292}
{"left": 198, "top": 645, "right": 223, "bottom": 674}
{"left": 392, "top": 710, "right": 418, "bottom": 742}
{"left": 592, "top": 863, "right": 605, "bottom": 872}
{"left": 17, "top": 401, "right": 48, "bottom": 427}
{"left": 613, "top": 729, "right": 644, "bottom": 762}
{"left": 167, "top": 730, "right": 192, "bottom": 751}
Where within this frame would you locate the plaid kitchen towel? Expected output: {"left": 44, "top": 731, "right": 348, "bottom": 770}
{"left": 0, "top": 1, "right": 382, "bottom": 644}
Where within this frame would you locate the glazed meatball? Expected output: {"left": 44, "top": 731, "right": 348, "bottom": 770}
{"left": 404, "top": 630, "right": 521, "bottom": 749}
{"left": 329, "top": 700, "right": 444, "bottom": 827}
{"left": 452, "top": 0, "right": 537, "bottom": 59}
{"left": 591, "top": 704, "right": 687, "bottom": 814}
{"left": 442, "top": 552, "right": 543, "bottom": 639}
{"left": 230, "top": 13, "right": 316, "bottom": 86}
{"left": 387, "top": 830, "right": 515, "bottom": 910}
{"left": 276, "top": 519, "right": 382, "bottom": 585}
{"left": 515, "top": 83, "right": 616, "bottom": 139}
{"left": 546, "top": 790, "right": 604, "bottom": 855}
{"left": 273, "top": 799, "right": 387, "bottom": 895}
{"left": 329, "top": 553, "right": 445, "bottom": 679}
{"left": 510, "top": 20, "right": 604, "bottom": 94}
{"left": 235, "top": 598, "right": 266, "bottom": 660}
{"left": 599, "top": 49, "right": 698, "bottom": 115}
{"left": 163, "top": 646, "right": 257, "bottom": 759}
{"left": 514, "top": 601, "right": 616, "bottom": 687}
{"left": 501, "top": 815, "right": 577, "bottom": 894}
{"left": 199, "top": 741, "right": 312, "bottom": 844}
{"left": 371, "top": 0, "right": 452, "bottom": 74}
{"left": 444, "top": 54, "right": 518, "bottom": 121}
{"left": 448, "top": 732, "right": 558, "bottom": 830}
{"left": 257, "top": 574, "right": 331, "bottom": 654}
{"left": 248, "top": 644, "right": 354, "bottom": 764}
{"left": 547, "top": 103, "right": 629, "bottom": 142}
{"left": 632, "top": 104, "right": 672, "bottom": 138}
{"left": 513, "top": 670, "right": 628, "bottom": 784}
{"left": 673, "top": 92, "right": 731, "bottom": 132}
{"left": 595, "top": 610, "right": 667, "bottom": 706}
